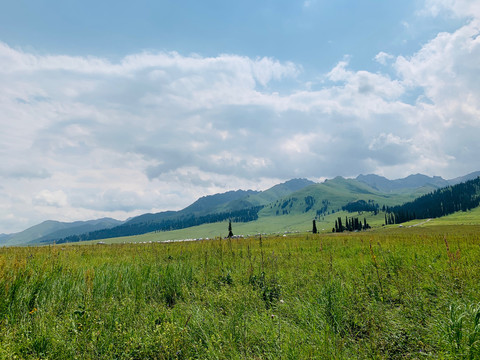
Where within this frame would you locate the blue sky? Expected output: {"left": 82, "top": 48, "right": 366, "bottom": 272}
{"left": 1, "top": 0, "right": 480, "bottom": 233}
{"left": 0, "top": 0, "right": 462, "bottom": 71}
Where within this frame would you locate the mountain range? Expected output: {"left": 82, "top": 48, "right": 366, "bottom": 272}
{"left": 1, "top": 171, "right": 479, "bottom": 246}
{"left": 355, "top": 171, "right": 480, "bottom": 192}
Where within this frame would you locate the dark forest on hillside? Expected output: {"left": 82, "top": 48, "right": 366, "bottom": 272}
{"left": 385, "top": 177, "right": 480, "bottom": 224}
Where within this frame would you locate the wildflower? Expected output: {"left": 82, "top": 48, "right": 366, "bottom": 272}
{"left": 29, "top": 307, "right": 37, "bottom": 315}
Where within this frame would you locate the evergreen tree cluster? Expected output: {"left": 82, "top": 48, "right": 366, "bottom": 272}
{"left": 54, "top": 206, "right": 263, "bottom": 244}
{"left": 304, "top": 196, "right": 315, "bottom": 212}
{"left": 274, "top": 197, "right": 297, "bottom": 215}
{"left": 342, "top": 199, "right": 379, "bottom": 214}
{"left": 315, "top": 200, "right": 330, "bottom": 216}
{"left": 385, "top": 177, "right": 480, "bottom": 224}
{"left": 333, "top": 216, "right": 370, "bottom": 233}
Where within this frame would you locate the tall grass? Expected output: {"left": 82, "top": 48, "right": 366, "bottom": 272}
{"left": 0, "top": 225, "right": 479, "bottom": 358}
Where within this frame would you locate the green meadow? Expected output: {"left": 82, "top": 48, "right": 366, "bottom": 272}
{"left": 1, "top": 223, "right": 480, "bottom": 359}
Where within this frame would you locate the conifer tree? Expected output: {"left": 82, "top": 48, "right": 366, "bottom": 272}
{"left": 228, "top": 220, "right": 233, "bottom": 238}
{"left": 312, "top": 219, "right": 317, "bottom": 234}
{"left": 337, "top": 217, "right": 343, "bottom": 232}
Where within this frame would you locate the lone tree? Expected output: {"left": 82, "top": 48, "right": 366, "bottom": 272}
{"left": 312, "top": 219, "right": 317, "bottom": 234}
{"left": 227, "top": 220, "right": 233, "bottom": 238}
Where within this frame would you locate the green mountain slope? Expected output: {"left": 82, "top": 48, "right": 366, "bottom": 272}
{"left": 260, "top": 177, "right": 430, "bottom": 217}
{"left": 180, "top": 189, "right": 259, "bottom": 215}
{"left": 123, "top": 181, "right": 313, "bottom": 228}
{"left": 221, "top": 178, "right": 315, "bottom": 211}
{"left": 386, "top": 176, "right": 480, "bottom": 223}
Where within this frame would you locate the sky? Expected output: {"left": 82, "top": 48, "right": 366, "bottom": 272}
{"left": 1, "top": 0, "right": 479, "bottom": 233}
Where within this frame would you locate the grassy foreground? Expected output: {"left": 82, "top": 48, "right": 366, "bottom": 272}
{"left": 1, "top": 226, "right": 480, "bottom": 359}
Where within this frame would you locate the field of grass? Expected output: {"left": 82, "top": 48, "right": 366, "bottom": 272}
{"left": 424, "top": 207, "right": 480, "bottom": 226}
{"left": 1, "top": 225, "right": 480, "bottom": 359}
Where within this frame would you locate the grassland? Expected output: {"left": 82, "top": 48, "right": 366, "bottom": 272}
{"left": 1, "top": 224, "right": 480, "bottom": 359}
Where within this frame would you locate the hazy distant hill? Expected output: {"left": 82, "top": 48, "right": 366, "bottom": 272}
{"left": 356, "top": 174, "right": 449, "bottom": 192}
{"left": 0, "top": 233, "right": 10, "bottom": 243}
{"left": 1, "top": 218, "right": 124, "bottom": 246}
{"left": 34, "top": 218, "right": 125, "bottom": 244}
{"left": 448, "top": 171, "right": 480, "bottom": 185}
{"left": 356, "top": 171, "right": 480, "bottom": 192}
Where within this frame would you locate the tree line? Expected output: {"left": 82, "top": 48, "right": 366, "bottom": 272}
{"left": 342, "top": 199, "right": 379, "bottom": 214}
{"left": 385, "top": 177, "right": 480, "bottom": 224}
{"left": 333, "top": 216, "right": 370, "bottom": 233}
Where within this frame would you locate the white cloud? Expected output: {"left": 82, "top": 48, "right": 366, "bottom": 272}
{"left": 374, "top": 51, "right": 394, "bottom": 65}
{"left": 422, "top": 0, "right": 480, "bottom": 19}
{"left": 34, "top": 190, "right": 68, "bottom": 207}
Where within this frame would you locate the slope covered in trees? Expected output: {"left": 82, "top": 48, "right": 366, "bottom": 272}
{"left": 386, "top": 177, "right": 480, "bottom": 224}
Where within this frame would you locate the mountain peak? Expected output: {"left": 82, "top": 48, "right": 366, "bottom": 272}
{"left": 273, "top": 178, "right": 316, "bottom": 190}
{"left": 180, "top": 189, "right": 259, "bottom": 215}
{"left": 356, "top": 173, "right": 449, "bottom": 192}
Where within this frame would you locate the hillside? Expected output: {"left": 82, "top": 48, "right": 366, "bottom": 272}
{"left": 1, "top": 218, "right": 123, "bottom": 246}
{"left": 178, "top": 189, "right": 259, "bottom": 215}
{"left": 124, "top": 181, "right": 313, "bottom": 226}
{"left": 386, "top": 176, "right": 480, "bottom": 223}
{"left": 260, "top": 176, "right": 431, "bottom": 218}
{"left": 220, "top": 178, "right": 315, "bottom": 211}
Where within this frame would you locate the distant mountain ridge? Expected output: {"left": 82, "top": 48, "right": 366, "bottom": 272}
{"left": 1, "top": 218, "right": 124, "bottom": 247}
{"left": 2, "top": 172, "right": 479, "bottom": 246}
{"left": 356, "top": 171, "right": 480, "bottom": 192}
{"left": 449, "top": 171, "right": 480, "bottom": 185}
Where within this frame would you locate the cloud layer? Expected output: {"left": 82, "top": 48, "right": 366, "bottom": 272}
{"left": 1, "top": 1, "right": 479, "bottom": 232}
